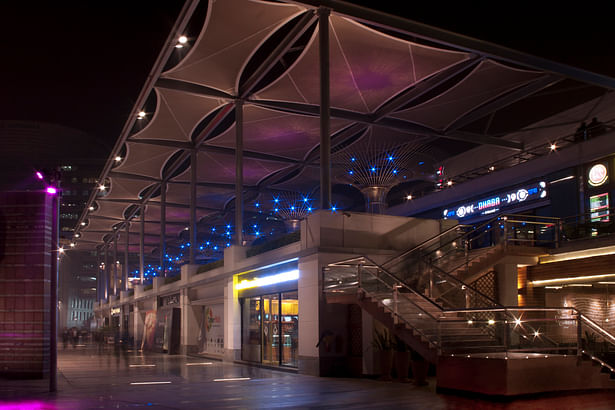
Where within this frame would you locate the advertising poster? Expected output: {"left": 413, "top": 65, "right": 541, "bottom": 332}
{"left": 141, "top": 311, "right": 157, "bottom": 351}
{"left": 197, "top": 304, "right": 224, "bottom": 355}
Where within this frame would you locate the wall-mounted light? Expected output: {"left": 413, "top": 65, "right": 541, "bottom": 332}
{"left": 235, "top": 269, "right": 299, "bottom": 291}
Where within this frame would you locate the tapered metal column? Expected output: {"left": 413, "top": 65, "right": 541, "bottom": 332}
{"left": 124, "top": 222, "right": 129, "bottom": 291}
{"left": 235, "top": 100, "right": 244, "bottom": 245}
{"left": 96, "top": 248, "right": 102, "bottom": 301}
{"left": 190, "top": 150, "right": 197, "bottom": 264}
{"left": 319, "top": 7, "right": 331, "bottom": 210}
{"left": 104, "top": 243, "right": 109, "bottom": 299}
{"left": 140, "top": 204, "right": 145, "bottom": 284}
{"left": 160, "top": 181, "right": 167, "bottom": 276}
{"left": 113, "top": 231, "right": 118, "bottom": 296}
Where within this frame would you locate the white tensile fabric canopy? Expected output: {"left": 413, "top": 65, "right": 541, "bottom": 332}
{"left": 76, "top": 0, "right": 614, "bottom": 262}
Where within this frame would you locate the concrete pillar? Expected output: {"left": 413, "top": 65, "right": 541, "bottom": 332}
{"left": 180, "top": 287, "right": 198, "bottom": 355}
{"left": 298, "top": 253, "right": 320, "bottom": 376}
{"left": 133, "top": 303, "right": 143, "bottom": 348}
{"left": 495, "top": 263, "right": 518, "bottom": 306}
{"left": 362, "top": 313, "right": 375, "bottom": 375}
{"left": 223, "top": 278, "right": 241, "bottom": 361}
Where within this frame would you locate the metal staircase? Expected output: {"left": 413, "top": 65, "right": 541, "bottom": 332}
{"left": 323, "top": 213, "right": 615, "bottom": 393}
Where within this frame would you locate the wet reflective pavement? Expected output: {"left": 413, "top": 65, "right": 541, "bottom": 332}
{"left": 1, "top": 345, "right": 615, "bottom": 409}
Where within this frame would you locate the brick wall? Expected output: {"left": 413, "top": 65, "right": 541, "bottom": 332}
{"left": 0, "top": 191, "right": 53, "bottom": 378}
{"left": 546, "top": 290, "right": 615, "bottom": 333}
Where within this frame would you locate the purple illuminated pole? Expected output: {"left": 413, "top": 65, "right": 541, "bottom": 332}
{"left": 48, "top": 182, "right": 59, "bottom": 392}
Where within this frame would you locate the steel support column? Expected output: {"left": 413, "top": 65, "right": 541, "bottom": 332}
{"left": 113, "top": 231, "right": 118, "bottom": 296}
{"left": 96, "top": 248, "right": 102, "bottom": 301}
{"left": 235, "top": 99, "right": 244, "bottom": 245}
{"left": 160, "top": 180, "right": 167, "bottom": 276}
{"left": 140, "top": 204, "right": 145, "bottom": 284}
{"left": 104, "top": 243, "right": 109, "bottom": 300}
{"left": 319, "top": 7, "right": 331, "bottom": 210}
{"left": 124, "top": 222, "right": 129, "bottom": 291}
{"left": 190, "top": 150, "right": 197, "bottom": 264}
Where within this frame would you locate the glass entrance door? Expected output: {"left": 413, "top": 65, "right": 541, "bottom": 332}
{"left": 262, "top": 293, "right": 279, "bottom": 365}
{"left": 281, "top": 291, "right": 298, "bottom": 367}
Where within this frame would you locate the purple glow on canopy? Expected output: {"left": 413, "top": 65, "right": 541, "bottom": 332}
{"left": 36, "top": 171, "right": 44, "bottom": 180}
{"left": 46, "top": 187, "right": 57, "bottom": 195}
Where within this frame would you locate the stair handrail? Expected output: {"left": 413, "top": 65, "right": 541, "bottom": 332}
{"left": 580, "top": 313, "right": 615, "bottom": 346}
{"left": 428, "top": 263, "right": 502, "bottom": 309}
{"left": 341, "top": 257, "right": 442, "bottom": 349}
{"left": 381, "top": 224, "right": 468, "bottom": 270}
{"left": 326, "top": 258, "right": 614, "bottom": 358}
{"left": 360, "top": 255, "right": 444, "bottom": 317}
{"left": 398, "top": 213, "right": 559, "bottom": 269}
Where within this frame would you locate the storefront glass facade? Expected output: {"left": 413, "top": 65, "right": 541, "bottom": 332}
{"left": 238, "top": 259, "right": 298, "bottom": 368}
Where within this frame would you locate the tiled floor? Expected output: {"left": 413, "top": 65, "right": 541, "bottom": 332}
{"left": 1, "top": 345, "right": 614, "bottom": 409}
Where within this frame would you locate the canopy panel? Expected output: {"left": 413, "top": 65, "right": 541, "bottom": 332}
{"left": 162, "top": 0, "right": 305, "bottom": 94}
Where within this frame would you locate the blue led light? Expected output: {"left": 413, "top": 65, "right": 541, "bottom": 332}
{"left": 388, "top": 155, "right": 394, "bottom": 161}
{"left": 419, "top": 161, "right": 424, "bottom": 165}
{"left": 351, "top": 157, "right": 356, "bottom": 162}
{"left": 370, "top": 166, "right": 376, "bottom": 172}
{"left": 349, "top": 170, "right": 353, "bottom": 175}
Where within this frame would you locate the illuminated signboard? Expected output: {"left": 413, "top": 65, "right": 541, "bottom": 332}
{"left": 235, "top": 258, "right": 299, "bottom": 292}
{"left": 111, "top": 307, "right": 121, "bottom": 315}
{"left": 590, "top": 193, "right": 609, "bottom": 222}
{"left": 588, "top": 163, "right": 608, "bottom": 187}
{"left": 443, "top": 181, "right": 547, "bottom": 220}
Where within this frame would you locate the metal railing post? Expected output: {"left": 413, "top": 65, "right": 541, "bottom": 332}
{"left": 357, "top": 263, "right": 362, "bottom": 290}
{"left": 429, "top": 268, "right": 433, "bottom": 298}
{"left": 393, "top": 285, "right": 399, "bottom": 325}
{"left": 503, "top": 310, "right": 510, "bottom": 355}
{"left": 577, "top": 313, "right": 583, "bottom": 359}
{"left": 463, "top": 285, "right": 470, "bottom": 308}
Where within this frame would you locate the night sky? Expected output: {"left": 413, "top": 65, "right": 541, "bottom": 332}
{"left": 2, "top": 2, "right": 615, "bottom": 164}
